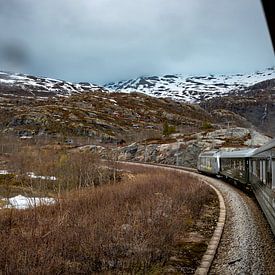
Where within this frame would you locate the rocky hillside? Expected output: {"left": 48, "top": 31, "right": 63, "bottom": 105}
{"left": 0, "top": 69, "right": 274, "bottom": 145}
{"left": 0, "top": 82, "right": 272, "bottom": 144}
{"left": 0, "top": 71, "right": 273, "bottom": 169}
{"left": 201, "top": 79, "right": 275, "bottom": 137}
{"left": 0, "top": 91, "right": 216, "bottom": 143}
{"left": 78, "top": 127, "right": 271, "bottom": 168}
{"left": 105, "top": 67, "right": 275, "bottom": 103}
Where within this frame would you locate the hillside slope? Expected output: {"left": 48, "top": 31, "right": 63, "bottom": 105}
{"left": 201, "top": 79, "right": 275, "bottom": 137}
{"left": 0, "top": 91, "right": 215, "bottom": 142}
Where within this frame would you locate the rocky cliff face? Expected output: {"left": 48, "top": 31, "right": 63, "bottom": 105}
{"left": 85, "top": 127, "right": 269, "bottom": 168}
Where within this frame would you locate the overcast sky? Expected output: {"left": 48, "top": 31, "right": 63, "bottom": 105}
{"left": 0, "top": 0, "right": 274, "bottom": 84}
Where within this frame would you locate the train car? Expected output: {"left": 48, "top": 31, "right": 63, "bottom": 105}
{"left": 219, "top": 149, "right": 256, "bottom": 187}
{"left": 197, "top": 140, "right": 275, "bottom": 236}
{"left": 248, "top": 139, "right": 275, "bottom": 235}
{"left": 197, "top": 150, "right": 220, "bottom": 175}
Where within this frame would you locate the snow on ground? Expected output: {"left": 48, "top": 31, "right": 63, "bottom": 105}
{"left": 0, "top": 170, "right": 57, "bottom": 181}
{"left": 27, "top": 172, "right": 57, "bottom": 181}
{"left": 1, "top": 195, "right": 55, "bottom": 209}
{"left": 109, "top": 98, "right": 117, "bottom": 103}
{"left": 0, "top": 170, "right": 9, "bottom": 175}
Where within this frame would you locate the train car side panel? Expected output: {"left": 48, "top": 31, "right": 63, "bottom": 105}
{"left": 250, "top": 140, "right": 275, "bottom": 235}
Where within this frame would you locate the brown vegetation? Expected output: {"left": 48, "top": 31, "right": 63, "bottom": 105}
{"left": 0, "top": 135, "right": 115, "bottom": 198}
{"left": 0, "top": 169, "right": 218, "bottom": 274}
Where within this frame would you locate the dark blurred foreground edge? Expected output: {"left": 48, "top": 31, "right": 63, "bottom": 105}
{"left": 261, "top": 0, "right": 275, "bottom": 54}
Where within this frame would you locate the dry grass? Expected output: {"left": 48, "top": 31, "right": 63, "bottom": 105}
{"left": 0, "top": 170, "right": 217, "bottom": 274}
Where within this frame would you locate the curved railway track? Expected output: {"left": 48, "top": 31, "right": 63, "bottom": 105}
{"left": 119, "top": 162, "right": 275, "bottom": 274}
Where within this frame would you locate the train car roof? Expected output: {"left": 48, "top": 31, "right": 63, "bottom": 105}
{"left": 219, "top": 148, "right": 256, "bottom": 158}
{"left": 252, "top": 138, "right": 275, "bottom": 156}
{"left": 198, "top": 150, "right": 220, "bottom": 157}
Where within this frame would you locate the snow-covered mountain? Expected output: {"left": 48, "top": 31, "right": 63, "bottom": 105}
{"left": 0, "top": 71, "right": 107, "bottom": 99}
{"left": 1, "top": 68, "right": 275, "bottom": 103}
{"left": 105, "top": 67, "right": 275, "bottom": 103}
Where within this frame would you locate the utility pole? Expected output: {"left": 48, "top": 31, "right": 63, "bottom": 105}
{"left": 144, "top": 140, "right": 147, "bottom": 162}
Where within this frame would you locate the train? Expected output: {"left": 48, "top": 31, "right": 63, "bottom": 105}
{"left": 197, "top": 138, "right": 275, "bottom": 236}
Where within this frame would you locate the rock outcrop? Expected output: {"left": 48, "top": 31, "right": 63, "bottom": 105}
{"left": 115, "top": 127, "right": 271, "bottom": 168}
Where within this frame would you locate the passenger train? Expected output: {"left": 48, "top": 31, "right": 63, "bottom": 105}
{"left": 197, "top": 138, "right": 275, "bottom": 236}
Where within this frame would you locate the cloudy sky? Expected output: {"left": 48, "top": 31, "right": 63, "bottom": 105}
{"left": 0, "top": 0, "right": 274, "bottom": 84}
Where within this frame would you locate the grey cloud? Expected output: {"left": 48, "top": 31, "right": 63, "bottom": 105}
{"left": 0, "top": 0, "right": 274, "bottom": 84}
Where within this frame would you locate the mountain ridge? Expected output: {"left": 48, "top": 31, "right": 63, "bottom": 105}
{"left": 0, "top": 71, "right": 108, "bottom": 99}
{"left": 1, "top": 67, "right": 275, "bottom": 103}
{"left": 105, "top": 67, "right": 275, "bottom": 103}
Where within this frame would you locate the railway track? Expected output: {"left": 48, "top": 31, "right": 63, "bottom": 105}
{"left": 119, "top": 161, "right": 275, "bottom": 274}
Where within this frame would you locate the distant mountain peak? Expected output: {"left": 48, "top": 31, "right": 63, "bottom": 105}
{"left": 104, "top": 67, "right": 275, "bottom": 103}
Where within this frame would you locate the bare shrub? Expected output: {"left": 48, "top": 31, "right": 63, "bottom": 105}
{"left": 56, "top": 152, "right": 111, "bottom": 189}
{"left": 0, "top": 170, "right": 217, "bottom": 273}
{"left": 5, "top": 143, "right": 113, "bottom": 195}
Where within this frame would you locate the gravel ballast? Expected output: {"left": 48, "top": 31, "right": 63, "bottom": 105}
{"left": 206, "top": 177, "right": 275, "bottom": 274}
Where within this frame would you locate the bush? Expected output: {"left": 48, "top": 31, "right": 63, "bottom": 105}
{"left": 162, "top": 121, "right": 176, "bottom": 136}
{"left": 201, "top": 121, "right": 213, "bottom": 130}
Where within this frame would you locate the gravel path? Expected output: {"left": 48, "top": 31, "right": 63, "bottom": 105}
{"left": 206, "top": 177, "right": 275, "bottom": 275}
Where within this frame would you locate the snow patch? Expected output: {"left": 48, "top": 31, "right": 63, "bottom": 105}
{"left": 2, "top": 195, "right": 55, "bottom": 209}
{"left": 27, "top": 172, "right": 57, "bottom": 181}
{"left": 0, "top": 170, "right": 9, "bottom": 175}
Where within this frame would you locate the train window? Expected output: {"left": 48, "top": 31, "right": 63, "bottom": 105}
{"left": 249, "top": 159, "right": 253, "bottom": 174}
{"left": 256, "top": 161, "right": 260, "bottom": 178}
{"left": 260, "top": 160, "right": 264, "bottom": 182}
{"left": 262, "top": 160, "right": 266, "bottom": 184}
{"left": 272, "top": 160, "right": 275, "bottom": 189}
{"left": 240, "top": 159, "right": 244, "bottom": 171}
{"left": 252, "top": 160, "right": 255, "bottom": 175}
{"left": 266, "top": 159, "right": 272, "bottom": 188}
